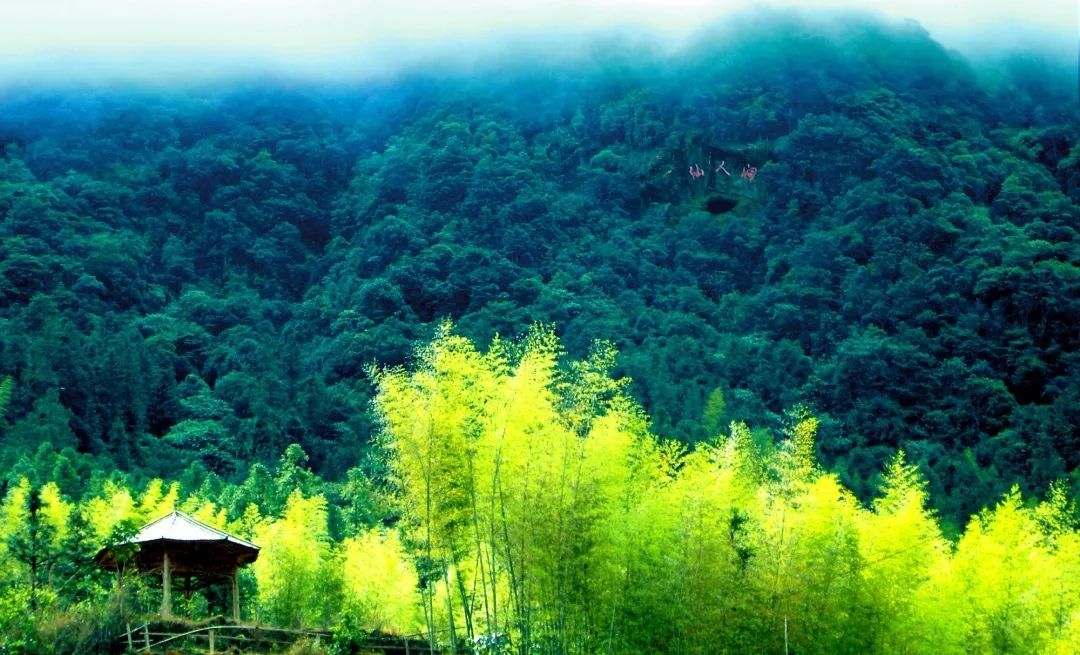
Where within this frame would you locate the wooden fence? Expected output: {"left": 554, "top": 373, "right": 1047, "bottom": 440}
{"left": 119, "top": 622, "right": 439, "bottom": 654}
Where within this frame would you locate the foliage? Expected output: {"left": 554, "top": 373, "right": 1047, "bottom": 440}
{"left": 340, "top": 530, "right": 423, "bottom": 635}
{"left": 0, "top": 15, "right": 1075, "bottom": 526}
{"left": 0, "top": 10, "right": 1078, "bottom": 653}
{"left": 0, "top": 328, "right": 1077, "bottom": 653}
{"left": 372, "top": 326, "right": 1080, "bottom": 654}
{"left": 253, "top": 490, "right": 339, "bottom": 628}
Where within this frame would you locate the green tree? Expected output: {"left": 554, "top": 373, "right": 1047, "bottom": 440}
{"left": 252, "top": 490, "right": 339, "bottom": 628}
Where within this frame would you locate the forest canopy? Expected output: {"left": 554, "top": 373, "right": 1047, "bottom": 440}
{"left": 0, "top": 10, "right": 1076, "bottom": 553}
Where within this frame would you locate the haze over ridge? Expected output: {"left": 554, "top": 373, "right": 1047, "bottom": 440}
{"left": 0, "top": 0, "right": 1074, "bottom": 86}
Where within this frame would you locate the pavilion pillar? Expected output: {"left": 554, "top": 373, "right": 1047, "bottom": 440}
{"left": 162, "top": 551, "right": 172, "bottom": 618}
{"left": 232, "top": 568, "right": 240, "bottom": 622}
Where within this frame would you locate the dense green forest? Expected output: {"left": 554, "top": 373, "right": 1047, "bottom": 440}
{"left": 0, "top": 10, "right": 1078, "bottom": 652}
{"left": 2, "top": 14, "right": 1076, "bottom": 522}
{"left": 3, "top": 327, "right": 1080, "bottom": 654}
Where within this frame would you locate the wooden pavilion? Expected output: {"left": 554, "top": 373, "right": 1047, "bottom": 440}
{"left": 96, "top": 510, "right": 260, "bottom": 620}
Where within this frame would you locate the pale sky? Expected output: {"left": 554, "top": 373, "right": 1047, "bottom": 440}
{"left": 0, "top": 0, "right": 1075, "bottom": 83}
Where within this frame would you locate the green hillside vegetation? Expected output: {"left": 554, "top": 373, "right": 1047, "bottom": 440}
{"left": 0, "top": 14, "right": 1076, "bottom": 525}
{"left": 0, "top": 10, "right": 1079, "bottom": 652}
{"left": 2, "top": 327, "right": 1080, "bottom": 653}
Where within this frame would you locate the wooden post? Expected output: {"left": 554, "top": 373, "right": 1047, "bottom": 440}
{"left": 209, "top": 628, "right": 216, "bottom": 654}
{"left": 125, "top": 622, "right": 133, "bottom": 650}
{"left": 144, "top": 624, "right": 150, "bottom": 650}
{"left": 784, "top": 615, "right": 789, "bottom": 655}
{"left": 162, "top": 551, "right": 172, "bottom": 618}
{"left": 232, "top": 568, "right": 240, "bottom": 622}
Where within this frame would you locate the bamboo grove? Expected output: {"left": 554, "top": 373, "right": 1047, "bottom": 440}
{"left": 373, "top": 325, "right": 1080, "bottom": 655}
{"left": 2, "top": 326, "right": 1080, "bottom": 654}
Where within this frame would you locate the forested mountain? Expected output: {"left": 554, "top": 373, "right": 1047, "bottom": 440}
{"left": 0, "top": 10, "right": 1077, "bottom": 533}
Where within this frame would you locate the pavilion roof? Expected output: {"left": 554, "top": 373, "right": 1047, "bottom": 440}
{"left": 131, "top": 510, "right": 258, "bottom": 550}
{"left": 95, "top": 510, "right": 259, "bottom": 573}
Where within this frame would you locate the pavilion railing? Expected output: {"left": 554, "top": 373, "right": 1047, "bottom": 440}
{"left": 119, "top": 621, "right": 441, "bottom": 654}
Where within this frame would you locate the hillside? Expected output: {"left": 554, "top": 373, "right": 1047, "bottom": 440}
{"left": 0, "top": 12, "right": 1077, "bottom": 530}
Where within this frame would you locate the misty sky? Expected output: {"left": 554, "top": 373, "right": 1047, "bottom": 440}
{"left": 1, "top": 0, "right": 1075, "bottom": 83}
